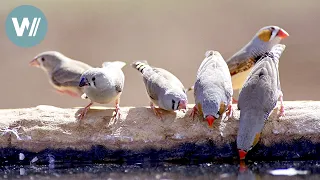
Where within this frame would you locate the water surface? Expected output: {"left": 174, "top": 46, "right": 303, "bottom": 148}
{"left": 0, "top": 161, "right": 319, "bottom": 180}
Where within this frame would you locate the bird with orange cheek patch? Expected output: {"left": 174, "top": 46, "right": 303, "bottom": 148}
{"left": 190, "top": 50, "right": 233, "bottom": 128}
{"left": 237, "top": 44, "right": 286, "bottom": 161}
{"left": 226, "top": 25, "right": 289, "bottom": 103}
{"left": 29, "top": 51, "right": 92, "bottom": 97}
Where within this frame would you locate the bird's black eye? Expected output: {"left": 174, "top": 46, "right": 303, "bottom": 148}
{"left": 41, "top": 57, "right": 45, "bottom": 62}
{"left": 270, "top": 27, "right": 275, "bottom": 31}
{"left": 172, "top": 99, "right": 176, "bottom": 110}
{"left": 92, "top": 77, "right": 95, "bottom": 81}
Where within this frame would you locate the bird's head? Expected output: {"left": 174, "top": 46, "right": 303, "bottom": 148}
{"left": 202, "top": 99, "right": 220, "bottom": 128}
{"left": 255, "top": 25, "right": 289, "bottom": 43}
{"left": 161, "top": 90, "right": 188, "bottom": 111}
{"left": 79, "top": 69, "right": 105, "bottom": 89}
{"left": 30, "top": 51, "right": 65, "bottom": 72}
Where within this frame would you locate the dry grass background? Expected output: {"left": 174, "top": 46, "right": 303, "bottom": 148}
{"left": 0, "top": 0, "right": 319, "bottom": 109}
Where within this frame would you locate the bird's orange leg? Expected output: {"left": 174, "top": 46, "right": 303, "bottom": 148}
{"left": 232, "top": 97, "right": 238, "bottom": 104}
{"left": 78, "top": 102, "right": 93, "bottom": 120}
{"left": 189, "top": 105, "right": 198, "bottom": 120}
{"left": 279, "top": 91, "right": 285, "bottom": 117}
{"left": 150, "top": 102, "right": 162, "bottom": 119}
{"left": 113, "top": 98, "right": 121, "bottom": 120}
{"left": 226, "top": 103, "right": 233, "bottom": 118}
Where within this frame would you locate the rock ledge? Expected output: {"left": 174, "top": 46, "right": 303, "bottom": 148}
{"left": 0, "top": 101, "right": 319, "bottom": 164}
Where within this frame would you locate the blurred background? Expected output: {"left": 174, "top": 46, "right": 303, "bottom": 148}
{"left": 1, "top": 0, "right": 319, "bottom": 109}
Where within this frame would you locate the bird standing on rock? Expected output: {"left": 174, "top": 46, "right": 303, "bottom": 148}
{"left": 78, "top": 61, "right": 126, "bottom": 120}
{"left": 131, "top": 61, "right": 188, "bottom": 119}
{"left": 226, "top": 25, "right": 289, "bottom": 102}
{"left": 237, "top": 44, "right": 286, "bottom": 161}
{"left": 191, "top": 50, "right": 233, "bottom": 128}
{"left": 29, "top": 51, "right": 92, "bottom": 97}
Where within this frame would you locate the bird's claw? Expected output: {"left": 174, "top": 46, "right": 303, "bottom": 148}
{"left": 232, "top": 98, "right": 238, "bottom": 104}
{"left": 278, "top": 93, "right": 285, "bottom": 117}
{"left": 77, "top": 102, "right": 93, "bottom": 121}
{"left": 112, "top": 105, "right": 121, "bottom": 120}
{"left": 279, "top": 105, "right": 285, "bottom": 117}
{"left": 189, "top": 106, "right": 198, "bottom": 120}
{"left": 78, "top": 109, "right": 87, "bottom": 120}
{"left": 150, "top": 102, "right": 163, "bottom": 119}
{"left": 78, "top": 107, "right": 90, "bottom": 120}
{"left": 152, "top": 107, "right": 163, "bottom": 119}
{"left": 226, "top": 104, "right": 233, "bottom": 118}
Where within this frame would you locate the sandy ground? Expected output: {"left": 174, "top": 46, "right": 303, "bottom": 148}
{"left": 0, "top": 0, "right": 319, "bottom": 109}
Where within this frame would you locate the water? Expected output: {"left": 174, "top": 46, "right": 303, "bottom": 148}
{"left": 0, "top": 161, "right": 319, "bottom": 180}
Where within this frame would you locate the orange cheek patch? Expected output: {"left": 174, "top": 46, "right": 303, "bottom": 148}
{"left": 219, "top": 102, "right": 226, "bottom": 115}
{"left": 258, "top": 29, "right": 272, "bottom": 42}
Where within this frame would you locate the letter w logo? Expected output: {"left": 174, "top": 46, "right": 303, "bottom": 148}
{"left": 11, "top": 17, "right": 41, "bottom": 37}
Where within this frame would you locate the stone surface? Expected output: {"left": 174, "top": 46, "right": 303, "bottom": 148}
{"left": 0, "top": 101, "right": 319, "bottom": 164}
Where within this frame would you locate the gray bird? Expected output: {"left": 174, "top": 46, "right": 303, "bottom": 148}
{"left": 227, "top": 25, "right": 289, "bottom": 102}
{"left": 78, "top": 61, "right": 126, "bottom": 120}
{"left": 237, "top": 44, "right": 286, "bottom": 160}
{"left": 131, "top": 61, "right": 188, "bottom": 118}
{"left": 191, "top": 50, "right": 233, "bottom": 128}
{"left": 29, "top": 51, "right": 92, "bottom": 97}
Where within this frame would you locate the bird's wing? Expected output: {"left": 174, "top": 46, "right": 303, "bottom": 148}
{"left": 227, "top": 50, "right": 258, "bottom": 77}
{"left": 152, "top": 67, "right": 185, "bottom": 91}
{"left": 51, "top": 65, "right": 86, "bottom": 87}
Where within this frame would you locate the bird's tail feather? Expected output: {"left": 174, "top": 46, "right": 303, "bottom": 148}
{"left": 102, "top": 61, "right": 126, "bottom": 69}
{"left": 131, "top": 60, "right": 151, "bottom": 74}
{"left": 185, "top": 85, "right": 194, "bottom": 92}
{"left": 271, "top": 44, "right": 286, "bottom": 62}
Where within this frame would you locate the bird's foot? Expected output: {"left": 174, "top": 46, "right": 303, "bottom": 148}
{"left": 278, "top": 93, "right": 285, "bottom": 117}
{"left": 226, "top": 104, "right": 233, "bottom": 118}
{"left": 112, "top": 104, "right": 121, "bottom": 120}
{"left": 78, "top": 108, "right": 88, "bottom": 120}
{"left": 232, "top": 98, "right": 238, "bottom": 104}
{"left": 279, "top": 105, "right": 285, "bottom": 117}
{"left": 150, "top": 103, "right": 163, "bottom": 119}
{"left": 78, "top": 102, "right": 93, "bottom": 120}
{"left": 189, "top": 105, "right": 198, "bottom": 120}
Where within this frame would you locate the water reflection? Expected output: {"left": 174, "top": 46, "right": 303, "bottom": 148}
{"left": 237, "top": 168, "right": 257, "bottom": 180}
{"left": 0, "top": 161, "right": 318, "bottom": 180}
{"left": 237, "top": 162, "right": 257, "bottom": 180}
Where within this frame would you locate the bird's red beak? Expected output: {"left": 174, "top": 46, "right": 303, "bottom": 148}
{"left": 206, "top": 115, "right": 215, "bottom": 128}
{"left": 277, "top": 28, "right": 289, "bottom": 39}
{"left": 178, "top": 100, "right": 187, "bottom": 110}
{"left": 29, "top": 58, "right": 40, "bottom": 67}
{"left": 238, "top": 149, "right": 247, "bottom": 160}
